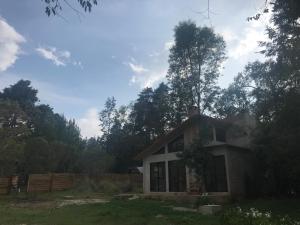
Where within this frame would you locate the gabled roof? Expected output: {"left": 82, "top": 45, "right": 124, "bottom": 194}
{"left": 135, "top": 114, "right": 232, "bottom": 160}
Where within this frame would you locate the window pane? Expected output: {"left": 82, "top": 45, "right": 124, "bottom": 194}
{"left": 150, "top": 162, "right": 166, "bottom": 192}
{"left": 168, "top": 160, "right": 186, "bottom": 192}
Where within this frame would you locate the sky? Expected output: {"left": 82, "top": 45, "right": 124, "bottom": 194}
{"left": 0, "top": 0, "right": 270, "bottom": 138}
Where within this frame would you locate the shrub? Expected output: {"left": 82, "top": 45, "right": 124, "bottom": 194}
{"left": 73, "top": 176, "right": 140, "bottom": 195}
{"left": 194, "top": 193, "right": 213, "bottom": 208}
{"left": 220, "top": 207, "right": 300, "bottom": 225}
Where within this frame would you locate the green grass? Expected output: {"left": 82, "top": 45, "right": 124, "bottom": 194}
{"left": 0, "top": 193, "right": 218, "bottom": 225}
{"left": 0, "top": 192, "right": 299, "bottom": 225}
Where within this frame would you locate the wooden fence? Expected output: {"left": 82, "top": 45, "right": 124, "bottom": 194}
{"left": 0, "top": 173, "right": 142, "bottom": 194}
{"left": 0, "top": 177, "right": 11, "bottom": 194}
{"left": 27, "top": 173, "right": 75, "bottom": 193}
{"left": 27, "top": 173, "right": 142, "bottom": 193}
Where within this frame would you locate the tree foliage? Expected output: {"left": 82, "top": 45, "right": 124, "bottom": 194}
{"left": 167, "top": 21, "right": 226, "bottom": 122}
{"left": 43, "top": 0, "right": 98, "bottom": 16}
{"left": 220, "top": 0, "right": 300, "bottom": 195}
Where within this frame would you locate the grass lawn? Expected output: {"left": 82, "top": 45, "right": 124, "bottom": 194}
{"left": 0, "top": 192, "right": 218, "bottom": 225}
{"left": 0, "top": 191, "right": 299, "bottom": 225}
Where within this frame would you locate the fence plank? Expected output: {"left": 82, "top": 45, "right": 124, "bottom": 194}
{"left": 0, "top": 177, "right": 11, "bottom": 194}
{"left": 26, "top": 173, "right": 142, "bottom": 193}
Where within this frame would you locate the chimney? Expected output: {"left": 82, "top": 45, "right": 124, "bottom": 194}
{"left": 188, "top": 106, "right": 199, "bottom": 117}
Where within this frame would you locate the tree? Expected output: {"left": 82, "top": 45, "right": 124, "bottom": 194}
{"left": 0, "top": 80, "right": 84, "bottom": 176}
{"left": 99, "top": 97, "right": 117, "bottom": 141}
{"left": 0, "top": 100, "right": 29, "bottom": 176}
{"left": 152, "top": 83, "right": 172, "bottom": 135}
{"left": 43, "top": 0, "right": 98, "bottom": 16}
{"left": 130, "top": 88, "right": 156, "bottom": 140}
{"left": 167, "top": 20, "right": 226, "bottom": 123}
{"left": 0, "top": 100, "right": 30, "bottom": 139}
{"left": 23, "top": 137, "right": 52, "bottom": 174}
{"left": 1, "top": 80, "right": 38, "bottom": 109}
{"left": 82, "top": 138, "right": 114, "bottom": 176}
{"left": 240, "top": 0, "right": 300, "bottom": 196}
{"left": 178, "top": 123, "right": 214, "bottom": 193}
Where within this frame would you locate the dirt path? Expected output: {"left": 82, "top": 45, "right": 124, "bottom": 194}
{"left": 10, "top": 198, "right": 110, "bottom": 209}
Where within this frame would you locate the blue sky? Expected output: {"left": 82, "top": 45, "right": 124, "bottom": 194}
{"left": 0, "top": 0, "right": 270, "bottom": 138}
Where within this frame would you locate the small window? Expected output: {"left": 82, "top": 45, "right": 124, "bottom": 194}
{"left": 168, "top": 135, "right": 184, "bottom": 153}
{"left": 216, "top": 127, "right": 226, "bottom": 142}
{"left": 153, "top": 147, "right": 165, "bottom": 155}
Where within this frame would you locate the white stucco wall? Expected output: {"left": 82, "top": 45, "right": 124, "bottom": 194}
{"left": 141, "top": 116, "right": 254, "bottom": 196}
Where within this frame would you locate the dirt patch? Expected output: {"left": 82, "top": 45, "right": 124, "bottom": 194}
{"left": 172, "top": 206, "right": 197, "bottom": 212}
{"left": 10, "top": 201, "right": 55, "bottom": 209}
{"left": 10, "top": 198, "right": 110, "bottom": 209}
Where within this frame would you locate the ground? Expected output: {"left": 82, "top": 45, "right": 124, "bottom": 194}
{"left": 0, "top": 191, "right": 299, "bottom": 225}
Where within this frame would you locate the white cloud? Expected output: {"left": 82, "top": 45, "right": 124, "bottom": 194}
{"left": 36, "top": 46, "right": 70, "bottom": 66}
{"left": 128, "top": 62, "right": 148, "bottom": 74}
{"left": 125, "top": 40, "right": 172, "bottom": 88}
{"left": 224, "top": 11, "right": 272, "bottom": 60}
{"left": 126, "top": 57, "right": 167, "bottom": 88}
{"left": 229, "top": 25, "right": 267, "bottom": 59}
{"left": 164, "top": 40, "right": 174, "bottom": 51}
{"left": 221, "top": 29, "right": 239, "bottom": 43}
{"left": 77, "top": 108, "right": 102, "bottom": 138}
{"left": 130, "top": 67, "right": 167, "bottom": 88}
{"left": 36, "top": 46, "right": 83, "bottom": 69}
{"left": 0, "top": 17, "right": 25, "bottom": 72}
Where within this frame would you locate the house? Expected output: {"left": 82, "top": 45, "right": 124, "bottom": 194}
{"left": 135, "top": 112, "right": 255, "bottom": 198}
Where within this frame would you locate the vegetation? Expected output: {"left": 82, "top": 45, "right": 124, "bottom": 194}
{"left": 0, "top": 195, "right": 219, "bottom": 225}
{"left": 42, "top": 0, "right": 98, "bottom": 16}
{"left": 179, "top": 0, "right": 300, "bottom": 197}
{"left": 221, "top": 207, "right": 300, "bottom": 225}
{"left": 1, "top": 0, "right": 299, "bottom": 199}
{"left": 0, "top": 191, "right": 299, "bottom": 225}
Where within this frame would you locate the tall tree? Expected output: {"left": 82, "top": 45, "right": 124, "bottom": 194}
{"left": 1, "top": 80, "right": 38, "bottom": 109}
{"left": 167, "top": 20, "right": 226, "bottom": 123}
{"left": 130, "top": 88, "right": 156, "bottom": 140}
{"left": 242, "top": 0, "right": 300, "bottom": 195}
{"left": 99, "top": 97, "right": 117, "bottom": 140}
{"left": 215, "top": 73, "right": 251, "bottom": 118}
{"left": 0, "top": 100, "right": 29, "bottom": 176}
{"left": 152, "top": 83, "right": 172, "bottom": 135}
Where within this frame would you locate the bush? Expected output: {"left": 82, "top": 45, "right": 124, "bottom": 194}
{"left": 221, "top": 207, "right": 300, "bottom": 225}
{"left": 73, "top": 176, "right": 140, "bottom": 195}
{"left": 194, "top": 193, "right": 213, "bottom": 208}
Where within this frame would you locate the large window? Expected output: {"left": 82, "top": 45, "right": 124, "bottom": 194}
{"left": 150, "top": 162, "right": 166, "bottom": 192}
{"left": 168, "top": 160, "right": 187, "bottom": 192}
{"left": 205, "top": 155, "right": 228, "bottom": 192}
{"left": 168, "top": 135, "right": 184, "bottom": 153}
